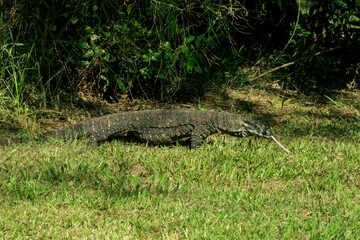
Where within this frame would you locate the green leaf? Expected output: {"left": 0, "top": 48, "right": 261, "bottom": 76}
{"left": 158, "top": 73, "right": 166, "bottom": 79}
{"left": 79, "top": 41, "right": 88, "bottom": 49}
{"left": 186, "top": 64, "right": 193, "bottom": 73}
{"left": 81, "top": 61, "right": 90, "bottom": 66}
{"left": 163, "top": 41, "right": 171, "bottom": 49}
{"left": 103, "top": 54, "right": 111, "bottom": 61}
{"left": 186, "top": 35, "right": 195, "bottom": 43}
{"left": 70, "top": 17, "right": 78, "bottom": 24}
{"left": 117, "top": 78, "right": 126, "bottom": 91}
{"left": 89, "top": 34, "right": 98, "bottom": 41}
{"left": 83, "top": 50, "right": 94, "bottom": 58}
{"left": 93, "top": 46, "right": 102, "bottom": 54}
{"left": 140, "top": 67, "right": 149, "bottom": 75}
{"left": 194, "top": 65, "right": 202, "bottom": 73}
{"left": 101, "top": 75, "right": 109, "bottom": 85}
{"left": 195, "top": 34, "right": 204, "bottom": 47}
{"left": 182, "top": 46, "right": 189, "bottom": 54}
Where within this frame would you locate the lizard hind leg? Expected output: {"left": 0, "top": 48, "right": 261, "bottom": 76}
{"left": 88, "top": 134, "right": 99, "bottom": 145}
{"left": 88, "top": 128, "right": 113, "bottom": 145}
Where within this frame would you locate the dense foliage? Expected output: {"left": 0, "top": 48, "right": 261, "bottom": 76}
{"left": 1, "top": 0, "right": 359, "bottom": 104}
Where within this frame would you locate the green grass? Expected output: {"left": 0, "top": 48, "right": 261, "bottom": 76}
{"left": 0, "top": 91, "right": 360, "bottom": 239}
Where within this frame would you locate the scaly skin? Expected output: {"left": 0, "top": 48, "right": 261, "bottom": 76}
{"left": 0, "top": 109, "right": 273, "bottom": 149}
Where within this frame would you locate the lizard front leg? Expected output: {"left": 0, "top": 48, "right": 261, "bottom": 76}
{"left": 190, "top": 125, "right": 215, "bottom": 150}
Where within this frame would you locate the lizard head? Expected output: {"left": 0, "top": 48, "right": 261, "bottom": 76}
{"left": 230, "top": 115, "right": 291, "bottom": 154}
{"left": 239, "top": 117, "right": 291, "bottom": 154}
{"left": 242, "top": 119, "right": 272, "bottom": 138}
{"left": 229, "top": 117, "right": 272, "bottom": 138}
